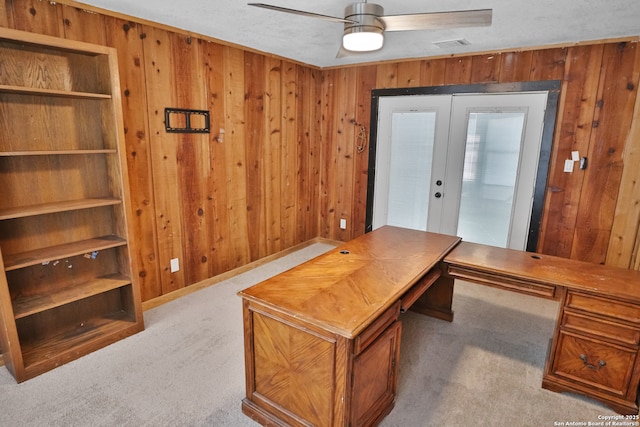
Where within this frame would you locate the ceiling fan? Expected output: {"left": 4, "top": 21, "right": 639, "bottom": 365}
{"left": 248, "top": 2, "right": 492, "bottom": 55}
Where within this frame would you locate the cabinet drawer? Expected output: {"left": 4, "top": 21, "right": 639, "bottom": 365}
{"left": 566, "top": 292, "right": 640, "bottom": 324}
{"left": 354, "top": 301, "right": 400, "bottom": 355}
{"left": 551, "top": 332, "right": 637, "bottom": 397}
{"left": 562, "top": 310, "right": 640, "bottom": 346}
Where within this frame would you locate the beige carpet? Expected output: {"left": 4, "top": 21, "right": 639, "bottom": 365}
{"left": 0, "top": 242, "right": 618, "bottom": 426}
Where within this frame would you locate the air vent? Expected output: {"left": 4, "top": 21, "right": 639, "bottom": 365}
{"left": 432, "top": 38, "right": 471, "bottom": 49}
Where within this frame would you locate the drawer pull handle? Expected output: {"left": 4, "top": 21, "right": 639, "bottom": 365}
{"left": 579, "top": 354, "right": 606, "bottom": 370}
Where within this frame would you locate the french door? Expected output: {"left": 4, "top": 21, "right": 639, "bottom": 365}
{"left": 370, "top": 91, "right": 549, "bottom": 250}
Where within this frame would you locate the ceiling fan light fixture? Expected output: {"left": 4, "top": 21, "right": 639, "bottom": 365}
{"left": 249, "top": 2, "right": 493, "bottom": 58}
{"left": 342, "top": 2, "right": 385, "bottom": 52}
{"left": 343, "top": 27, "right": 384, "bottom": 51}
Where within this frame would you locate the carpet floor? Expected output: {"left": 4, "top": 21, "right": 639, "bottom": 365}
{"left": 0, "top": 242, "right": 619, "bottom": 426}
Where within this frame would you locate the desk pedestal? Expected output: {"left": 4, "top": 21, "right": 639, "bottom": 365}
{"left": 542, "top": 288, "right": 640, "bottom": 414}
{"left": 238, "top": 227, "right": 461, "bottom": 426}
{"left": 241, "top": 300, "right": 402, "bottom": 427}
{"left": 442, "top": 242, "right": 640, "bottom": 415}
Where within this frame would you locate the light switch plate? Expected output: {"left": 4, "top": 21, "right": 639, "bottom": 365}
{"left": 564, "top": 159, "right": 574, "bottom": 173}
{"left": 571, "top": 150, "right": 580, "bottom": 161}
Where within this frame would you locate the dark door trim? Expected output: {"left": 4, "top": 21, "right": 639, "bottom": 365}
{"left": 364, "top": 81, "right": 561, "bottom": 252}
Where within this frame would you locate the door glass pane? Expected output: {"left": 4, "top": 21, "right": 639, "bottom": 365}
{"left": 457, "top": 112, "right": 525, "bottom": 247}
{"left": 387, "top": 112, "right": 436, "bottom": 231}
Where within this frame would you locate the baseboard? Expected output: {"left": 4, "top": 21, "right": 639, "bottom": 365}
{"left": 142, "top": 237, "right": 342, "bottom": 311}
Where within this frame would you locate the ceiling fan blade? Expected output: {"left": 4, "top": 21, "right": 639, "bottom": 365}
{"left": 248, "top": 3, "right": 355, "bottom": 24}
{"left": 380, "top": 9, "right": 492, "bottom": 32}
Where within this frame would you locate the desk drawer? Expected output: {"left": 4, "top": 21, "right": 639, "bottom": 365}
{"left": 566, "top": 292, "right": 640, "bottom": 325}
{"left": 354, "top": 301, "right": 400, "bottom": 355}
{"left": 562, "top": 310, "right": 640, "bottom": 346}
{"left": 447, "top": 265, "right": 556, "bottom": 299}
{"left": 551, "top": 331, "right": 637, "bottom": 397}
{"left": 400, "top": 268, "right": 441, "bottom": 313}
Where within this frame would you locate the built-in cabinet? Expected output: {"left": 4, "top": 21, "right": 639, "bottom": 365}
{"left": 0, "top": 27, "right": 143, "bottom": 382}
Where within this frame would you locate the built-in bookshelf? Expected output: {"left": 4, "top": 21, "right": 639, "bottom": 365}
{"left": 0, "top": 27, "right": 144, "bottom": 382}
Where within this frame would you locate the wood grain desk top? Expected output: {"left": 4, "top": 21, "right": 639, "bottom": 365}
{"left": 238, "top": 226, "right": 460, "bottom": 338}
{"left": 444, "top": 241, "right": 640, "bottom": 304}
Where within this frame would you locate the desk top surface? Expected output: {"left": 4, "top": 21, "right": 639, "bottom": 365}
{"left": 445, "top": 241, "right": 640, "bottom": 303}
{"left": 238, "top": 226, "right": 460, "bottom": 338}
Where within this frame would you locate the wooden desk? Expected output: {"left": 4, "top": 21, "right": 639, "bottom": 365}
{"left": 239, "top": 229, "right": 640, "bottom": 426}
{"left": 238, "top": 226, "right": 460, "bottom": 426}
{"left": 441, "top": 242, "right": 640, "bottom": 415}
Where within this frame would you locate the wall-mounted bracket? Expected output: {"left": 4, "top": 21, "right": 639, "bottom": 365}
{"left": 164, "top": 108, "right": 210, "bottom": 133}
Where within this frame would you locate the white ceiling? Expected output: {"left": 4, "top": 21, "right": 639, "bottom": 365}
{"left": 77, "top": 0, "right": 640, "bottom": 68}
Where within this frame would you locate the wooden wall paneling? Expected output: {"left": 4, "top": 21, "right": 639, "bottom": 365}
{"left": 351, "top": 65, "right": 377, "bottom": 238}
{"left": 443, "top": 57, "right": 472, "bottom": 84}
{"left": 263, "top": 57, "right": 283, "bottom": 255}
{"left": 538, "top": 45, "right": 604, "bottom": 258}
{"left": 606, "top": 44, "right": 640, "bottom": 269}
{"left": 306, "top": 65, "right": 322, "bottom": 242}
{"left": 294, "top": 65, "right": 307, "bottom": 244}
{"left": 571, "top": 42, "right": 639, "bottom": 264}
{"left": 294, "top": 65, "right": 316, "bottom": 243}
{"left": 104, "top": 18, "right": 160, "bottom": 301}
{"left": 322, "top": 69, "right": 344, "bottom": 240}
{"left": 224, "top": 47, "right": 251, "bottom": 268}
{"left": 528, "top": 48, "right": 567, "bottom": 81}
{"left": 330, "top": 68, "right": 358, "bottom": 241}
{"left": 202, "top": 42, "right": 232, "bottom": 276}
{"left": 8, "top": 0, "right": 62, "bottom": 36}
{"left": 60, "top": 4, "right": 105, "bottom": 44}
{"left": 396, "top": 61, "right": 422, "bottom": 88}
{"left": 278, "top": 61, "right": 295, "bottom": 249}
{"left": 169, "top": 34, "right": 211, "bottom": 287}
{"left": 279, "top": 61, "right": 300, "bottom": 249}
{"left": 305, "top": 65, "right": 322, "bottom": 242}
{"left": 375, "top": 63, "right": 399, "bottom": 89}
{"left": 498, "top": 51, "right": 534, "bottom": 83}
{"left": 347, "top": 62, "right": 394, "bottom": 240}
{"left": 419, "top": 59, "right": 447, "bottom": 86}
{"left": 244, "top": 51, "right": 268, "bottom": 261}
{"left": 319, "top": 69, "right": 338, "bottom": 238}
{"left": 470, "top": 54, "right": 500, "bottom": 83}
{"left": 309, "top": 67, "right": 323, "bottom": 240}
{"left": 141, "top": 26, "right": 186, "bottom": 294}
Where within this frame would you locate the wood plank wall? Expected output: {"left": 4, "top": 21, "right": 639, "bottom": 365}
{"left": 1, "top": 0, "right": 321, "bottom": 301}
{"left": 321, "top": 45, "right": 640, "bottom": 269}
{"left": 1, "top": 0, "right": 639, "bottom": 306}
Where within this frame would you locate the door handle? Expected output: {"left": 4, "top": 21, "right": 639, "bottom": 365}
{"left": 434, "top": 192, "right": 442, "bottom": 199}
